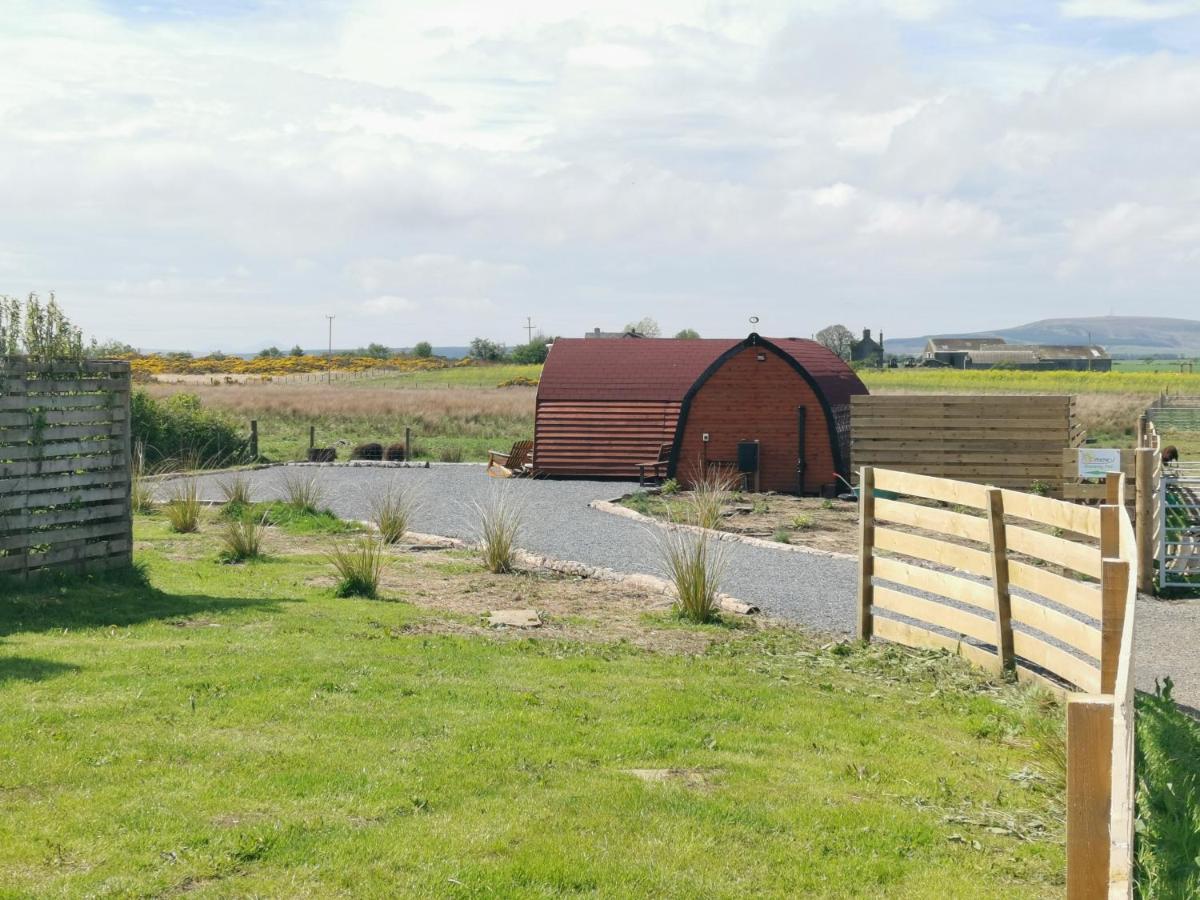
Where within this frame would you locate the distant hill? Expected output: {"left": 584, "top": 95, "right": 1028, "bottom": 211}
{"left": 886, "top": 317, "right": 1200, "bottom": 358}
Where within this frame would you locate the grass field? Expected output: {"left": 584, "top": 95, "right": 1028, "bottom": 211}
{"left": 0, "top": 511, "right": 1070, "bottom": 897}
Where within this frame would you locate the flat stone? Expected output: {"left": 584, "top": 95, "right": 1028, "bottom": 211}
{"left": 486, "top": 609, "right": 542, "bottom": 628}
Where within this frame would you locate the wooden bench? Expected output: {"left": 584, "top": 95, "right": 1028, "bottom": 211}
{"left": 487, "top": 440, "right": 534, "bottom": 478}
{"left": 638, "top": 443, "right": 673, "bottom": 486}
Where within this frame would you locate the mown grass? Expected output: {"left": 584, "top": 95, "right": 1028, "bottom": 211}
{"left": 0, "top": 515, "right": 1070, "bottom": 897}
{"left": 220, "top": 500, "right": 362, "bottom": 536}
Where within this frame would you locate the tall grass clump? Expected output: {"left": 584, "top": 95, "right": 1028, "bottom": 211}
{"left": 327, "top": 538, "right": 387, "bottom": 598}
{"left": 281, "top": 471, "right": 326, "bottom": 512}
{"left": 655, "top": 522, "right": 727, "bottom": 624}
{"left": 163, "top": 479, "right": 202, "bottom": 533}
{"left": 370, "top": 482, "right": 420, "bottom": 544}
{"left": 220, "top": 474, "right": 252, "bottom": 507}
{"left": 130, "top": 442, "right": 155, "bottom": 514}
{"left": 687, "top": 465, "right": 738, "bottom": 530}
{"left": 218, "top": 515, "right": 265, "bottom": 563}
{"left": 473, "top": 490, "right": 524, "bottom": 574}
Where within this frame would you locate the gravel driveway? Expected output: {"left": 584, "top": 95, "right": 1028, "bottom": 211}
{"left": 171, "top": 463, "right": 1197, "bottom": 710}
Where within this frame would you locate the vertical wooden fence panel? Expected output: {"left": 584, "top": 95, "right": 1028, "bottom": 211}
{"left": 1067, "top": 696, "right": 1115, "bottom": 900}
{"left": 857, "top": 466, "right": 875, "bottom": 641}
{"left": 0, "top": 357, "right": 132, "bottom": 578}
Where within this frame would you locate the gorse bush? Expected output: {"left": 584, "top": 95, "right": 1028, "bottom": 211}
{"left": 327, "top": 539, "right": 387, "bottom": 598}
{"left": 131, "top": 391, "right": 246, "bottom": 469}
{"left": 218, "top": 515, "right": 265, "bottom": 563}
{"left": 474, "top": 490, "right": 523, "bottom": 574}
{"left": 164, "top": 479, "right": 202, "bottom": 533}
{"left": 370, "top": 482, "right": 419, "bottom": 544}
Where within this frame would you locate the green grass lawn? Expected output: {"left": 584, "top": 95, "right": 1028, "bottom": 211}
{"left": 343, "top": 363, "right": 543, "bottom": 389}
{"left": 0, "top": 514, "right": 1069, "bottom": 897}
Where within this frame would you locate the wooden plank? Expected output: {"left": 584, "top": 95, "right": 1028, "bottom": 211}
{"left": 22, "top": 378, "right": 129, "bottom": 393}
{"left": 0, "top": 538, "right": 130, "bottom": 573}
{"left": 871, "top": 469, "right": 989, "bottom": 508}
{"left": 858, "top": 466, "right": 875, "bottom": 640}
{"left": 1005, "top": 525, "right": 1102, "bottom": 579}
{"left": 0, "top": 423, "right": 128, "bottom": 442}
{"left": 874, "top": 497, "right": 991, "bottom": 542}
{"left": 0, "top": 484, "right": 127, "bottom": 512}
{"left": 1010, "top": 595, "right": 1102, "bottom": 659}
{"left": 0, "top": 393, "right": 118, "bottom": 411}
{"left": 872, "top": 556, "right": 995, "bottom": 611}
{"left": 0, "top": 503, "right": 127, "bottom": 532}
{"left": 0, "top": 453, "right": 125, "bottom": 478}
{"left": 873, "top": 585, "right": 997, "bottom": 645}
{"left": 852, "top": 427, "right": 1073, "bottom": 441}
{"left": 0, "top": 438, "right": 124, "bottom": 461}
{"left": 0, "top": 407, "right": 127, "bottom": 427}
{"left": 0, "top": 468, "right": 128, "bottom": 495}
{"left": 987, "top": 488, "right": 1014, "bottom": 672}
{"left": 999, "top": 489, "right": 1102, "bottom": 538}
{"left": 1009, "top": 560, "right": 1103, "bottom": 619}
{"left": 874, "top": 527, "right": 994, "bottom": 578}
{"left": 1013, "top": 631, "right": 1101, "bottom": 693}
{"left": 872, "top": 615, "right": 999, "bottom": 672}
{"left": 0, "top": 518, "right": 129, "bottom": 552}
{"left": 1100, "top": 559, "right": 1129, "bottom": 695}
{"left": 1067, "top": 696, "right": 1114, "bottom": 900}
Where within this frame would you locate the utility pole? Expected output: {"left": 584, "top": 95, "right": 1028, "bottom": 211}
{"left": 326, "top": 315, "right": 335, "bottom": 385}
{"left": 524, "top": 316, "right": 536, "bottom": 343}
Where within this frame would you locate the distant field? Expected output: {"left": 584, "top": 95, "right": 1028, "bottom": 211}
{"left": 858, "top": 367, "right": 1200, "bottom": 396}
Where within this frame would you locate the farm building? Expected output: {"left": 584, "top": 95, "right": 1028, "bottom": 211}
{"left": 923, "top": 337, "right": 1112, "bottom": 371}
{"left": 533, "top": 333, "right": 868, "bottom": 494}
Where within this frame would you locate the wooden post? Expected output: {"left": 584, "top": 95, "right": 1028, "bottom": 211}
{"left": 309, "top": 425, "right": 315, "bottom": 450}
{"left": 986, "top": 488, "right": 1014, "bottom": 673}
{"left": 405, "top": 426, "right": 412, "bottom": 461}
{"left": 1135, "top": 447, "right": 1155, "bottom": 594}
{"left": 249, "top": 420, "right": 259, "bottom": 460}
{"left": 1067, "top": 694, "right": 1115, "bottom": 899}
{"left": 1136, "top": 414, "right": 1147, "bottom": 449}
{"left": 857, "top": 466, "right": 875, "bottom": 641}
{"left": 1100, "top": 504, "right": 1120, "bottom": 560}
{"left": 1100, "top": 558, "right": 1129, "bottom": 694}
{"left": 1105, "top": 471, "right": 1124, "bottom": 508}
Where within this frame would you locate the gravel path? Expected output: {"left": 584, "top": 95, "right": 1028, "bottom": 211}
{"left": 172, "top": 464, "right": 1198, "bottom": 710}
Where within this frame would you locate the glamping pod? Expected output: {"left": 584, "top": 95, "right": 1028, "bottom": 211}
{"left": 533, "top": 334, "right": 868, "bottom": 494}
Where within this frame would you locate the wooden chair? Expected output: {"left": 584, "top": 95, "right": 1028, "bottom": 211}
{"left": 638, "top": 443, "right": 673, "bottom": 486}
{"left": 487, "top": 440, "right": 534, "bottom": 478}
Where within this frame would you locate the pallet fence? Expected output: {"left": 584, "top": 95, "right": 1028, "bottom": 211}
{"left": 0, "top": 357, "right": 132, "bottom": 578}
{"left": 851, "top": 395, "right": 1082, "bottom": 494}
{"left": 858, "top": 466, "right": 1137, "bottom": 896}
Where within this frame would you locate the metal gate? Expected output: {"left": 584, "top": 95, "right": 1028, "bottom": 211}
{"left": 1159, "top": 461, "right": 1200, "bottom": 589}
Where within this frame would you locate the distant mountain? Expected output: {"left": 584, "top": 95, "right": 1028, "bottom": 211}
{"left": 886, "top": 317, "right": 1200, "bottom": 358}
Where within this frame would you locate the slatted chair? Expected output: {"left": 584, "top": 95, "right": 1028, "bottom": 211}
{"left": 638, "top": 443, "right": 673, "bottom": 487}
{"left": 487, "top": 440, "right": 534, "bottom": 478}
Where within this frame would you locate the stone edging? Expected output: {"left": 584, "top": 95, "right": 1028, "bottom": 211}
{"left": 404, "top": 530, "right": 759, "bottom": 616}
{"left": 589, "top": 498, "right": 857, "bottom": 562}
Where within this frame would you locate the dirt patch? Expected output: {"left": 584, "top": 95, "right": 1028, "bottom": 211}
{"left": 625, "top": 768, "right": 715, "bottom": 789}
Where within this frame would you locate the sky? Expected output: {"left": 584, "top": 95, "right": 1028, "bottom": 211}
{"left": 2, "top": 0, "right": 1199, "bottom": 351}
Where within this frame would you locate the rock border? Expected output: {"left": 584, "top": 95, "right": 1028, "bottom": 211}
{"left": 589, "top": 498, "right": 857, "bottom": 562}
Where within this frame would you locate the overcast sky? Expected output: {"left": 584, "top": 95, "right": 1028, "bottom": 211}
{"left": 3, "top": 0, "right": 1199, "bottom": 351}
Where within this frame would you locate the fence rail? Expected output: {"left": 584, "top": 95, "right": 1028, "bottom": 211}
{"left": 0, "top": 357, "right": 132, "bottom": 577}
{"left": 858, "top": 465, "right": 1137, "bottom": 896}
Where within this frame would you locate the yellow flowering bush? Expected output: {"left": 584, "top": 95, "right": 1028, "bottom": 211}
{"left": 128, "top": 353, "right": 451, "bottom": 378}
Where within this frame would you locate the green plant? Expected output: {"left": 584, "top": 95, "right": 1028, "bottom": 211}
{"left": 129, "top": 442, "right": 155, "bottom": 515}
{"left": 660, "top": 478, "right": 680, "bottom": 495}
{"left": 438, "top": 444, "right": 464, "bottom": 463}
{"left": 792, "top": 514, "right": 815, "bottom": 529}
{"left": 772, "top": 529, "right": 792, "bottom": 544}
{"left": 217, "top": 515, "right": 265, "bottom": 563}
{"left": 820, "top": 498, "right": 835, "bottom": 510}
{"left": 752, "top": 499, "right": 770, "bottom": 514}
{"left": 327, "top": 538, "right": 387, "bottom": 598}
{"left": 1029, "top": 480, "right": 1051, "bottom": 497}
{"left": 0, "top": 292, "right": 85, "bottom": 359}
{"left": 130, "top": 391, "right": 246, "bottom": 469}
{"left": 219, "top": 474, "right": 252, "bottom": 507}
{"left": 370, "top": 482, "right": 419, "bottom": 544}
{"left": 281, "top": 471, "right": 326, "bottom": 513}
{"left": 474, "top": 490, "right": 523, "bottom": 574}
{"left": 655, "top": 524, "right": 726, "bottom": 623}
{"left": 687, "top": 466, "right": 737, "bottom": 530}
{"left": 163, "top": 479, "right": 202, "bottom": 533}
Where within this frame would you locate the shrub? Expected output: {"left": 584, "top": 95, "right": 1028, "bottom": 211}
{"left": 130, "top": 391, "right": 246, "bottom": 469}
{"left": 660, "top": 478, "right": 680, "bottom": 495}
{"left": 307, "top": 447, "right": 336, "bottom": 462}
{"left": 218, "top": 515, "right": 264, "bottom": 562}
{"left": 655, "top": 523, "right": 726, "bottom": 623}
{"left": 219, "top": 474, "right": 252, "bottom": 507}
{"left": 792, "top": 514, "right": 814, "bottom": 529}
{"left": 820, "top": 498, "right": 835, "bottom": 510}
{"left": 474, "top": 490, "right": 523, "bottom": 574}
{"left": 438, "top": 444, "right": 464, "bottom": 463}
{"left": 280, "top": 471, "right": 326, "bottom": 512}
{"left": 687, "top": 466, "right": 738, "bottom": 530}
{"left": 350, "top": 442, "right": 383, "bottom": 461}
{"left": 383, "top": 443, "right": 407, "bottom": 462}
{"left": 327, "top": 538, "right": 387, "bottom": 598}
{"left": 370, "top": 482, "right": 419, "bottom": 544}
{"left": 773, "top": 529, "right": 792, "bottom": 544}
{"left": 164, "top": 479, "right": 202, "bottom": 533}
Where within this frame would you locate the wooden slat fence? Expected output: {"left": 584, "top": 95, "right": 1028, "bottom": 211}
{"left": 0, "top": 357, "right": 132, "bottom": 577}
{"left": 858, "top": 466, "right": 1137, "bottom": 896}
{"left": 851, "top": 395, "right": 1082, "bottom": 494}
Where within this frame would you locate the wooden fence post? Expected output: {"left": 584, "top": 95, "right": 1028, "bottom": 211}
{"left": 249, "top": 420, "right": 258, "bottom": 460}
{"left": 1067, "top": 694, "right": 1115, "bottom": 899}
{"left": 1100, "top": 558, "right": 1129, "bottom": 694}
{"left": 1105, "top": 471, "right": 1124, "bottom": 508}
{"left": 1135, "top": 448, "right": 1155, "bottom": 594}
{"left": 405, "top": 427, "right": 412, "bottom": 461}
{"left": 857, "top": 466, "right": 875, "bottom": 641}
{"left": 1100, "top": 504, "right": 1120, "bottom": 560}
{"left": 309, "top": 425, "right": 315, "bottom": 450}
{"left": 986, "top": 488, "right": 1014, "bottom": 672}
{"left": 1136, "top": 414, "right": 1147, "bottom": 449}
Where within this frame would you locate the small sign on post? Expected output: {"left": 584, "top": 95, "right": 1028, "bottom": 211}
{"left": 1078, "top": 448, "right": 1122, "bottom": 480}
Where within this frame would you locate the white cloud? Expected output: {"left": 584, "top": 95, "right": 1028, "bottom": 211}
{"left": 1060, "top": 0, "right": 1200, "bottom": 20}
{"left": 362, "top": 295, "right": 419, "bottom": 314}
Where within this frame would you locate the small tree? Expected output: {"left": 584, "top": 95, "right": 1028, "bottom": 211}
{"left": 510, "top": 334, "right": 552, "bottom": 364}
{"left": 0, "top": 293, "right": 86, "bottom": 359}
{"left": 674, "top": 328, "right": 700, "bottom": 339}
{"left": 815, "top": 324, "right": 854, "bottom": 360}
{"left": 623, "top": 317, "right": 661, "bottom": 337}
{"left": 361, "top": 342, "right": 392, "bottom": 359}
{"left": 290, "top": 344, "right": 305, "bottom": 356}
{"left": 413, "top": 340, "right": 434, "bottom": 358}
{"left": 469, "top": 337, "right": 507, "bottom": 361}
{"left": 257, "top": 346, "right": 282, "bottom": 358}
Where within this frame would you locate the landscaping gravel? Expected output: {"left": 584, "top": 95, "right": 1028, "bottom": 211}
{"left": 171, "top": 463, "right": 1198, "bottom": 709}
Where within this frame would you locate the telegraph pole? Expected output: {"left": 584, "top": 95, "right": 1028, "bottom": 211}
{"left": 524, "top": 316, "right": 535, "bottom": 343}
{"left": 326, "top": 315, "right": 335, "bottom": 385}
